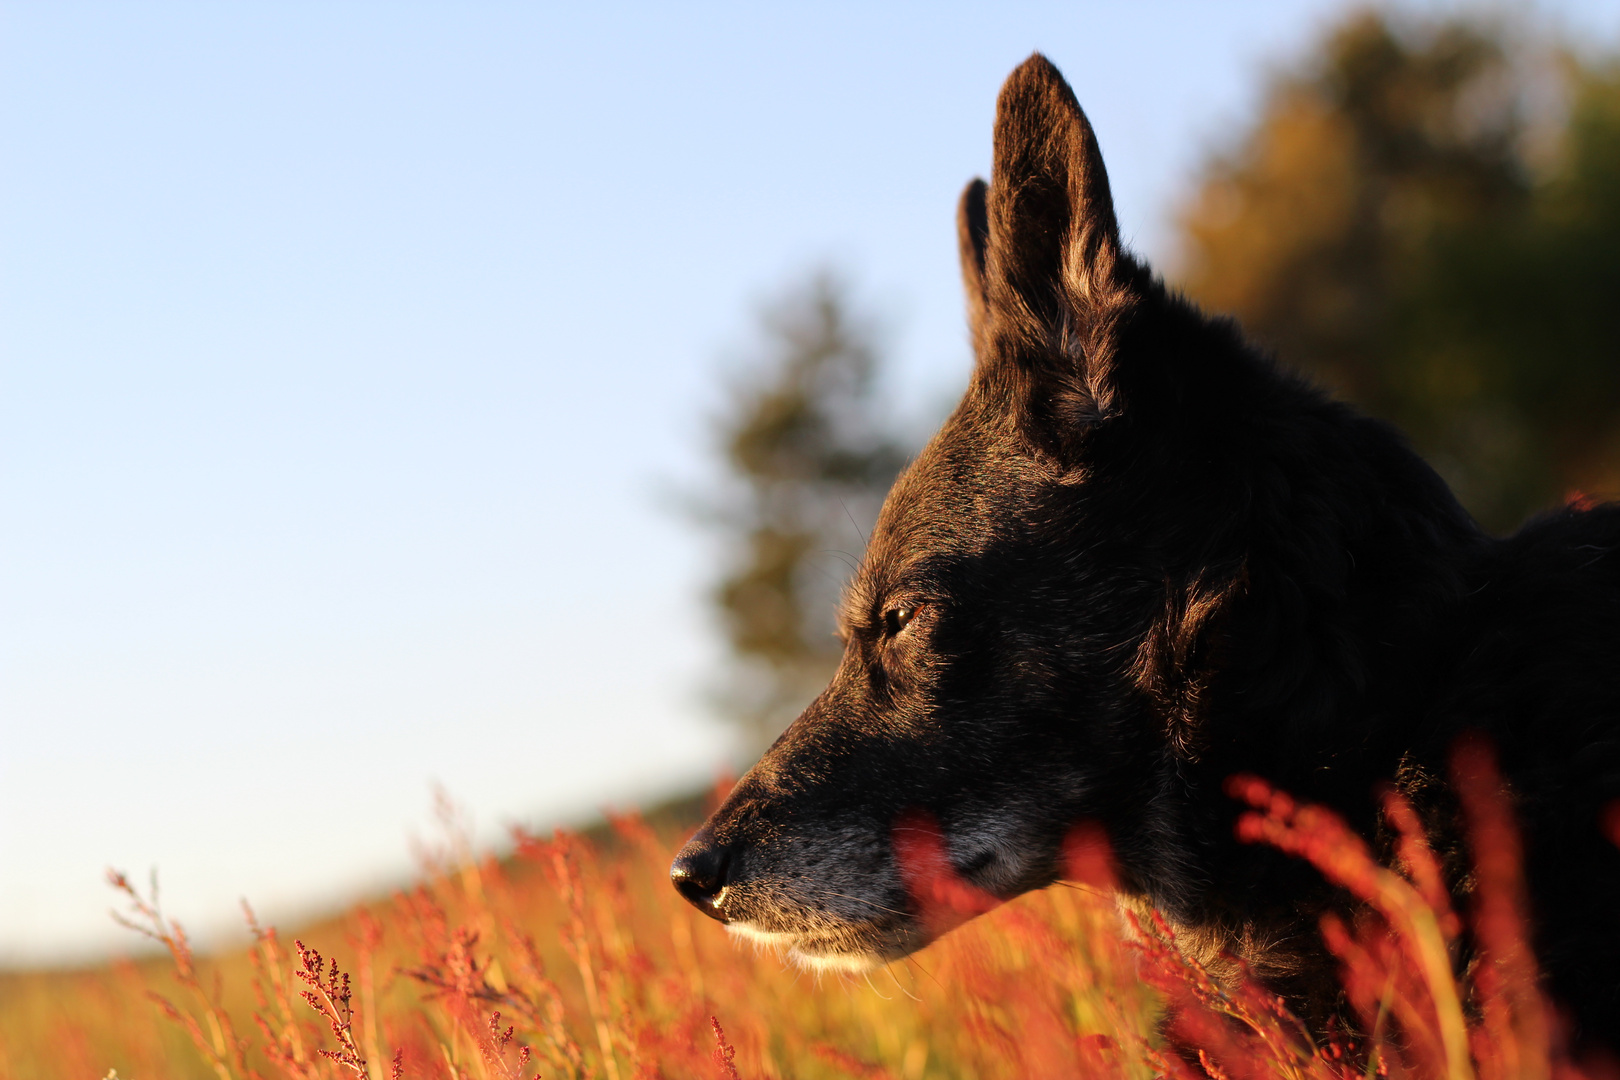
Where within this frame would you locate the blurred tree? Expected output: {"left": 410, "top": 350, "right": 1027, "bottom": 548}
{"left": 1177, "top": 11, "right": 1620, "bottom": 530}
{"left": 705, "top": 272, "right": 910, "bottom": 749}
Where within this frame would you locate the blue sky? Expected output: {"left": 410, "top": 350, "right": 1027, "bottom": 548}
{"left": 4, "top": 0, "right": 1616, "bottom": 965}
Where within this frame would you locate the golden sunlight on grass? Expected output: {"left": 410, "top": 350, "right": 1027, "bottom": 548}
{"left": 1, "top": 749, "right": 1612, "bottom": 1079}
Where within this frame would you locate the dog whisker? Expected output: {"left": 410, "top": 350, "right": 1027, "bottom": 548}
{"left": 818, "top": 891, "right": 910, "bottom": 918}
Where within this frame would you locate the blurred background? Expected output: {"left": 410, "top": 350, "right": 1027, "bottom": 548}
{"left": 3, "top": 0, "right": 1618, "bottom": 968}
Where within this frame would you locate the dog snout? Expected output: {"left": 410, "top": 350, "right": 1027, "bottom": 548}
{"left": 670, "top": 830, "right": 735, "bottom": 922}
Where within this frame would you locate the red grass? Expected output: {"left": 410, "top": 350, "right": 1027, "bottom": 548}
{"left": 9, "top": 743, "right": 1610, "bottom": 1078}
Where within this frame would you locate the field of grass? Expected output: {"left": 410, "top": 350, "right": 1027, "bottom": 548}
{"left": 1, "top": 745, "right": 1610, "bottom": 1079}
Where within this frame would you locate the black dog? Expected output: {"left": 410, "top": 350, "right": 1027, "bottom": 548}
{"left": 672, "top": 54, "right": 1620, "bottom": 1048}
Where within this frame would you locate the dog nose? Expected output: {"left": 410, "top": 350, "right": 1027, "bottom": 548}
{"left": 670, "top": 833, "right": 734, "bottom": 922}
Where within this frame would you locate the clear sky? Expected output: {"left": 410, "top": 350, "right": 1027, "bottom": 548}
{"left": 4, "top": 0, "right": 1616, "bottom": 966}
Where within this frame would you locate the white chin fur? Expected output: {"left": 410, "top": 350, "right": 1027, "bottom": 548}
{"left": 724, "top": 922, "right": 885, "bottom": 973}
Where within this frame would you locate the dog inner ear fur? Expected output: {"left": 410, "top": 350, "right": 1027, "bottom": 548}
{"left": 964, "top": 52, "right": 1144, "bottom": 448}
{"left": 956, "top": 178, "right": 991, "bottom": 356}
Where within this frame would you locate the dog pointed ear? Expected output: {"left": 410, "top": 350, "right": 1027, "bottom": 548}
{"left": 957, "top": 178, "right": 991, "bottom": 352}
{"left": 975, "top": 53, "right": 1140, "bottom": 432}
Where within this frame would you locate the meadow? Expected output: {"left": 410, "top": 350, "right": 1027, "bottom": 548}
{"left": 1, "top": 744, "right": 1611, "bottom": 1080}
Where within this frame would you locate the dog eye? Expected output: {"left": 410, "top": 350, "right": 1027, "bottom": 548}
{"left": 883, "top": 606, "right": 920, "bottom": 636}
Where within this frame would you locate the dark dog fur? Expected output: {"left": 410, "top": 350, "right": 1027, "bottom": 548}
{"left": 672, "top": 54, "right": 1620, "bottom": 1049}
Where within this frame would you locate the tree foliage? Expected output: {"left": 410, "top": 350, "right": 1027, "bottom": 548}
{"left": 1177, "top": 11, "right": 1620, "bottom": 530}
{"left": 705, "top": 273, "right": 909, "bottom": 747}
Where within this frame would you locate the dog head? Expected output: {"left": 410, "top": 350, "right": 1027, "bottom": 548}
{"left": 672, "top": 54, "right": 1256, "bottom": 972}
